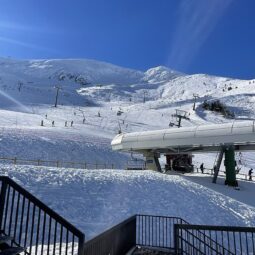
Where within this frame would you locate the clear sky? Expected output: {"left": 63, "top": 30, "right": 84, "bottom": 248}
{"left": 0, "top": 0, "right": 254, "bottom": 79}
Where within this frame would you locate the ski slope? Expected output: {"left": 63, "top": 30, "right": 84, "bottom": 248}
{"left": 0, "top": 57, "right": 254, "bottom": 169}
{"left": 0, "top": 57, "right": 255, "bottom": 242}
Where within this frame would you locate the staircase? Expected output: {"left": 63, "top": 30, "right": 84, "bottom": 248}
{"left": 0, "top": 235, "right": 24, "bottom": 255}
{"left": 0, "top": 176, "right": 85, "bottom": 255}
{"left": 1, "top": 176, "right": 255, "bottom": 255}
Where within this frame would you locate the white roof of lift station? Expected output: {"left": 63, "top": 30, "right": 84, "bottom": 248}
{"left": 111, "top": 121, "right": 255, "bottom": 152}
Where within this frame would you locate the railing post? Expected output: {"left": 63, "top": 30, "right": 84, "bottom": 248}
{"left": 0, "top": 179, "right": 8, "bottom": 232}
{"left": 77, "top": 234, "right": 85, "bottom": 255}
{"left": 174, "top": 224, "right": 180, "bottom": 255}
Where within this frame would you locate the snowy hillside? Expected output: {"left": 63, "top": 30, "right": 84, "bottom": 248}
{"left": 0, "top": 57, "right": 254, "bottom": 168}
{"left": 1, "top": 57, "right": 255, "bottom": 241}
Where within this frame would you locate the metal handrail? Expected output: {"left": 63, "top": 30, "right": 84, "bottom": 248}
{"left": 0, "top": 176, "right": 85, "bottom": 255}
{"left": 84, "top": 215, "right": 136, "bottom": 255}
{"left": 175, "top": 224, "right": 255, "bottom": 255}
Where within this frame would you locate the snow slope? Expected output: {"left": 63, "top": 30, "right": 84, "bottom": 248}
{"left": 2, "top": 165, "right": 255, "bottom": 240}
{"left": 0, "top": 57, "right": 254, "bottom": 168}
{"left": 0, "top": 57, "right": 255, "bottom": 241}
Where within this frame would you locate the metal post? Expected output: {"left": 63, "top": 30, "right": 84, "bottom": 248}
{"left": 77, "top": 234, "right": 85, "bottom": 255}
{"left": 212, "top": 147, "right": 225, "bottom": 184}
{"left": 0, "top": 179, "right": 7, "bottom": 232}
{"left": 224, "top": 146, "right": 238, "bottom": 186}
{"left": 174, "top": 224, "right": 180, "bottom": 255}
{"left": 54, "top": 86, "right": 61, "bottom": 107}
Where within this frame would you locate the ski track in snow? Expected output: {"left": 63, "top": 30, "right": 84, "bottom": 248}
{"left": 1, "top": 165, "right": 255, "bottom": 240}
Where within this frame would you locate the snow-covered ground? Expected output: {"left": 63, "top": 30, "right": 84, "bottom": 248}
{"left": 1, "top": 165, "right": 255, "bottom": 241}
{"left": 0, "top": 57, "right": 255, "bottom": 242}
{"left": 0, "top": 57, "right": 254, "bottom": 169}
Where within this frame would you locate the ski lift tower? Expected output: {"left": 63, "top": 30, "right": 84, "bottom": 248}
{"left": 170, "top": 109, "right": 190, "bottom": 128}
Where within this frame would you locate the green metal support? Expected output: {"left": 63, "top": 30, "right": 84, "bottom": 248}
{"left": 224, "top": 146, "right": 238, "bottom": 187}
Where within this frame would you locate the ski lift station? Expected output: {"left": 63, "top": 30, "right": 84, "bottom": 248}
{"left": 111, "top": 121, "right": 255, "bottom": 186}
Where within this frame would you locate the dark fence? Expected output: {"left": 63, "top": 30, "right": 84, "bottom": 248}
{"left": 84, "top": 215, "right": 188, "bottom": 255}
{"left": 84, "top": 216, "right": 136, "bottom": 255}
{"left": 136, "top": 215, "right": 188, "bottom": 250}
{"left": 174, "top": 224, "right": 255, "bottom": 255}
{"left": 195, "top": 166, "right": 255, "bottom": 182}
{"left": 0, "top": 157, "right": 115, "bottom": 170}
{"left": 0, "top": 176, "right": 85, "bottom": 255}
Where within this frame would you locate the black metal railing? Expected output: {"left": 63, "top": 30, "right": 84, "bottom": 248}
{"left": 2, "top": 175, "right": 255, "bottom": 255}
{"left": 84, "top": 215, "right": 188, "bottom": 255}
{"left": 84, "top": 216, "right": 136, "bottom": 255}
{"left": 174, "top": 224, "right": 255, "bottom": 255}
{"left": 0, "top": 176, "right": 85, "bottom": 255}
{"left": 136, "top": 215, "right": 188, "bottom": 250}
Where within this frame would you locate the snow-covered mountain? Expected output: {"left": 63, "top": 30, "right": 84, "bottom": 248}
{"left": 0, "top": 57, "right": 254, "bottom": 167}
{"left": 1, "top": 57, "right": 255, "bottom": 240}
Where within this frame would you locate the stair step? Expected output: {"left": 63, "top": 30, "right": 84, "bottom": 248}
{"left": 0, "top": 247, "right": 25, "bottom": 255}
{"left": 0, "top": 236, "right": 13, "bottom": 245}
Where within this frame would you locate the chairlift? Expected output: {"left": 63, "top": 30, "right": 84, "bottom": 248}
{"left": 117, "top": 110, "right": 124, "bottom": 116}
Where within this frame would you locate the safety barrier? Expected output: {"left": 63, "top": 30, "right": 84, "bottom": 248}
{"left": 174, "top": 224, "right": 255, "bottom": 255}
{"left": 84, "top": 216, "right": 136, "bottom": 255}
{"left": 136, "top": 215, "right": 188, "bottom": 249}
{"left": 196, "top": 167, "right": 255, "bottom": 182}
{"left": 0, "top": 176, "right": 85, "bottom": 255}
{"left": 0, "top": 157, "right": 115, "bottom": 170}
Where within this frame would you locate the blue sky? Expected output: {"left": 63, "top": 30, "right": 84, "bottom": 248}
{"left": 0, "top": 0, "right": 254, "bottom": 79}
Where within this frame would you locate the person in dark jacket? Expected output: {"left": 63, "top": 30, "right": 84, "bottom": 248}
{"left": 200, "top": 163, "right": 204, "bottom": 174}
{"left": 248, "top": 168, "right": 253, "bottom": 181}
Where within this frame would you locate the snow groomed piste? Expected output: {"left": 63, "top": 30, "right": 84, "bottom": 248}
{"left": 112, "top": 121, "right": 255, "bottom": 186}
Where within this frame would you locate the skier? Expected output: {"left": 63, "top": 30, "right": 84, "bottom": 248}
{"left": 248, "top": 168, "right": 253, "bottom": 181}
{"left": 71, "top": 120, "right": 74, "bottom": 127}
{"left": 200, "top": 163, "right": 204, "bottom": 174}
{"left": 83, "top": 118, "right": 85, "bottom": 124}
{"left": 65, "top": 121, "right": 67, "bottom": 127}
{"left": 52, "top": 121, "right": 55, "bottom": 127}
